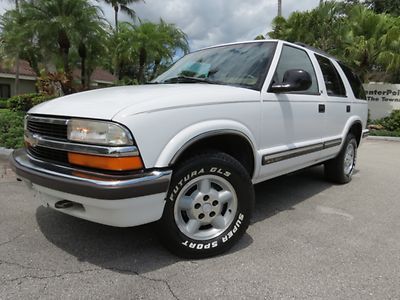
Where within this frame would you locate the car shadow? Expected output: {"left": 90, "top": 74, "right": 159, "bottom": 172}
{"left": 35, "top": 165, "right": 335, "bottom": 274}
{"left": 252, "top": 165, "right": 334, "bottom": 224}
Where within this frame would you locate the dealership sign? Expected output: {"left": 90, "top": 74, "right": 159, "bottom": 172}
{"left": 363, "top": 83, "right": 400, "bottom": 120}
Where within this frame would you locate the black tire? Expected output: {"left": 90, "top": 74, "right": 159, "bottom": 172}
{"left": 157, "top": 151, "right": 254, "bottom": 258}
{"left": 325, "top": 133, "right": 358, "bottom": 184}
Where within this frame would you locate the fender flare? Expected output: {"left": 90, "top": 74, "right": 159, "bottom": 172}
{"left": 154, "top": 120, "right": 259, "bottom": 172}
{"left": 342, "top": 116, "right": 363, "bottom": 144}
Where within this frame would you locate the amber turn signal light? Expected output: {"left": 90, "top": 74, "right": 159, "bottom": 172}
{"left": 68, "top": 153, "right": 143, "bottom": 171}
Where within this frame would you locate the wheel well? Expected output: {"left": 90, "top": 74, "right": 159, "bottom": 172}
{"left": 172, "top": 133, "right": 255, "bottom": 178}
{"left": 349, "top": 122, "right": 362, "bottom": 146}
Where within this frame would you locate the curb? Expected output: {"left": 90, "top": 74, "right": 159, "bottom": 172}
{"left": 367, "top": 136, "right": 400, "bottom": 142}
{"left": 0, "top": 147, "right": 13, "bottom": 157}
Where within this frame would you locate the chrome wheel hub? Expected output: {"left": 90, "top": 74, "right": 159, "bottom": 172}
{"left": 174, "top": 175, "right": 238, "bottom": 240}
{"left": 344, "top": 143, "right": 355, "bottom": 175}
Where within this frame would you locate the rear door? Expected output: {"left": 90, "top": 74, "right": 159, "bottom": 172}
{"left": 314, "top": 54, "right": 350, "bottom": 148}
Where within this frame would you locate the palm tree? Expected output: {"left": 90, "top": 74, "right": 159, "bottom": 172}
{"left": 3, "top": 0, "right": 23, "bottom": 95}
{"left": 268, "top": 2, "right": 400, "bottom": 82}
{"left": 112, "top": 21, "right": 189, "bottom": 83}
{"left": 77, "top": 18, "right": 109, "bottom": 88}
{"left": 19, "top": 0, "right": 106, "bottom": 92}
{"left": 278, "top": 0, "right": 282, "bottom": 17}
{"left": 342, "top": 5, "right": 397, "bottom": 81}
{"left": 102, "top": 0, "right": 142, "bottom": 33}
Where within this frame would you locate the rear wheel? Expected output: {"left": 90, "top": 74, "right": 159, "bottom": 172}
{"left": 158, "top": 151, "right": 254, "bottom": 258}
{"left": 325, "top": 133, "right": 357, "bottom": 184}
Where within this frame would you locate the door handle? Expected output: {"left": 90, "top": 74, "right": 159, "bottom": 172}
{"left": 318, "top": 104, "right": 325, "bottom": 113}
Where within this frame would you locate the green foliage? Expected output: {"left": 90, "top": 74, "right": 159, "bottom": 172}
{"left": 0, "top": 110, "right": 25, "bottom": 149}
{"left": 112, "top": 20, "right": 189, "bottom": 83}
{"left": 1, "top": 1, "right": 190, "bottom": 88}
{"left": 0, "top": 0, "right": 110, "bottom": 93}
{"left": 353, "top": 0, "right": 400, "bottom": 16}
{"left": 374, "top": 110, "right": 400, "bottom": 131}
{"left": 0, "top": 99, "right": 8, "bottom": 109}
{"left": 268, "top": 1, "right": 400, "bottom": 83}
{"left": 8, "top": 93, "right": 54, "bottom": 112}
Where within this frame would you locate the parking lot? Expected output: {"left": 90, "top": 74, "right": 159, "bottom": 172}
{"left": 0, "top": 139, "right": 399, "bottom": 299}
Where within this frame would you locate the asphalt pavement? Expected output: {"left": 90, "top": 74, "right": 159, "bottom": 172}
{"left": 1, "top": 139, "right": 399, "bottom": 299}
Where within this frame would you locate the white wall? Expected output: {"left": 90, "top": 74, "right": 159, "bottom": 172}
{"left": 364, "top": 83, "right": 400, "bottom": 120}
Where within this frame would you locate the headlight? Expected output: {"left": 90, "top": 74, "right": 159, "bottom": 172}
{"left": 67, "top": 119, "right": 133, "bottom": 146}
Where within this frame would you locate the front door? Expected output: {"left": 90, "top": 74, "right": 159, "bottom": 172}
{"left": 258, "top": 44, "right": 325, "bottom": 180}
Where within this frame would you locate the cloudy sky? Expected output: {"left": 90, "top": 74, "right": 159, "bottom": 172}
{"left": 1, "top": 0, "right": 320, "bottom": 51}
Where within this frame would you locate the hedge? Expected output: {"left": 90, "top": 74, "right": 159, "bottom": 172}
{"left": 0, "top": 93, "right": 55, "bottom": 149}
{"left": 8, "top": 93, "right": 55, "bottom": 112}
{"left": 0, "top": 110, "right": 25, "bottom": 149}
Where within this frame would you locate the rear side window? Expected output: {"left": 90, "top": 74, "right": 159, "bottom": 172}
{"left": 316, "top": 55, "right": 346, "bottom": 97}
{"left": 272, "top": 45, "right": 319, "bottom": 94}
{"left": 338, "top": 62, "right": 367, "bottom": 100}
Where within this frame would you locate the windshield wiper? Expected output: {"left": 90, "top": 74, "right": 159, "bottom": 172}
{"left": 158, "top": 76, "right": 219, "bottom": 84}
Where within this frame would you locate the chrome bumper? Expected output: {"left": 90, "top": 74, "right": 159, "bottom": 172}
{"left": 10, "top": 149, "right": 172, "bottom": 200}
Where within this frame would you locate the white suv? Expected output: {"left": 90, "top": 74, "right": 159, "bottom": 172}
{"left": 11, "top": 40, "right": 369, "bottom": 258}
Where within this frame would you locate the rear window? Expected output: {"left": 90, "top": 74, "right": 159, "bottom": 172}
{"left": 338, "top": 62, "right": 367, "bottom": 100}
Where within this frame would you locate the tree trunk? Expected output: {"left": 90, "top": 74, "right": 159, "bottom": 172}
{"left": 113, "top": 6, "right": 120, "bottom": 78}
{"left": 78, "top": 42, "right": 87, "bottom": 88}
{"left": 278, "top": 0, "right": 282, "bottom": 17}
{"left": 151, "top": 58, "right": 161, "bottom": 80}
{"left": 57, "top": 30, "right": 72, "bottom": 94}
{"left": 114, "top": 6, "right": 119, "bottom": 33}
{"left": 58, "top": 30, "right": 71, "bottom": 74}
{"left": 14, "top": 0, "right": 20, "bottom": 96}
{"left": 138, "top": 47, "right": 147, "bottom": 84}
{"left": 14, "top": 55, "right": 20, "bottom": 96}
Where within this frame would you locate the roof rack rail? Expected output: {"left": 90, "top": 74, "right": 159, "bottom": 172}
{"left": 294, "top": 42, "right": 336, "bottom": 60}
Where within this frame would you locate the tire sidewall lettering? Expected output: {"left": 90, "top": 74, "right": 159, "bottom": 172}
{"left": 180, "top": 213, "right": 245, "bottom": 250}
{"left": 169, "top": 167, "right": 231, "bottom": 202}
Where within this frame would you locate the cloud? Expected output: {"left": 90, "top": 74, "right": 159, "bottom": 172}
{"left": 1, "top": 0, "right": 321, "bottom": 51}
{"left": 125, "top": 0, "right": 320, "bottom": 50}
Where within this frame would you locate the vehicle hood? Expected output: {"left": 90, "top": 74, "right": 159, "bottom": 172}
{"left": 29, "top": 84, "right": 260, "bottom": 120}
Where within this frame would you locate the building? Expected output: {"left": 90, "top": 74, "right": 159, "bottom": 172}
{"left": 0, "top": 60, "right": 117, "bottom": 99}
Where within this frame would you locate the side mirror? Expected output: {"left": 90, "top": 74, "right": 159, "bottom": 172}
{"left": 269, "top": 69, "right": 312, "bottom": 93}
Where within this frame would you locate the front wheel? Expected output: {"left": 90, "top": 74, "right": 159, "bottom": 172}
{"left": 325, "top": 133, "right": 358, "bottom": 184}
{"left": 157, "top": 152, "right": 254, "bottom": 258}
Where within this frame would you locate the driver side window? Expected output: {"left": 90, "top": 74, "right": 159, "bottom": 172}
{"left": 273, "top": 45, "right": 319, "bottom": 94}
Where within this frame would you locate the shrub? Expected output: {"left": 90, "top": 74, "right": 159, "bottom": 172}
{"left": 8, "top": 93, "right": 54, "bottom": 112}
{"left": 374, "top": 110, "right": 400, "bottom": 132}
{"left": 0, "top": 110, "right": 25, "bottom": 149}
{"left": 0, "top": 98, "right": 8, "bottom": 109}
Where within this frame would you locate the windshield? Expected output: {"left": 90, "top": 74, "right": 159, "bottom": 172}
{"left": 153, "top": 42, "right": 277, "bottom": 90}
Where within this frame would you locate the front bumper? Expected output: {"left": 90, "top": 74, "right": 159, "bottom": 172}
{"left": 10, "top": 149, "right": 172, "bottom": 200}
{"left": 10, "top": 149, "right": 172, "bottom": 227}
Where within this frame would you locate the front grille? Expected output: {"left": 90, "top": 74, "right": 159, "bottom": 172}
{"left": 27, "top": 119, "right": 67, "bottom": 140}
{"left": 28, "top": 146, "right": 69, "bottom": 164}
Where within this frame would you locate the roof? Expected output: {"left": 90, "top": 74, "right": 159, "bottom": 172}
{"left": 0, "top": 60, "right": 116, "bottom": 83}
{"left": 0, "top": 60, "right": 37, "bottom": 77}
{"left": 73, "top": 68, "right": 117, "bottom": 84}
